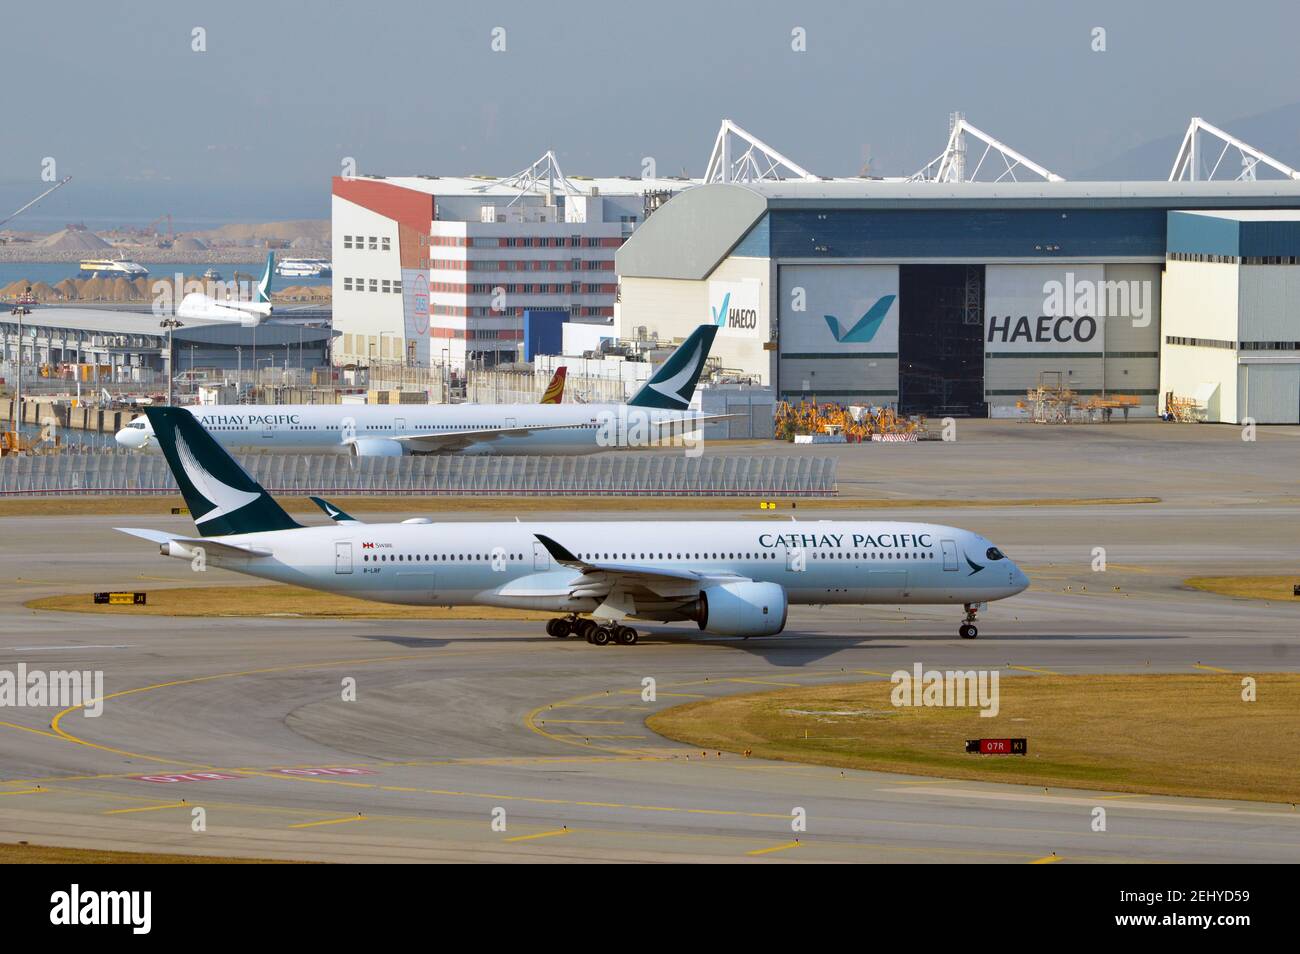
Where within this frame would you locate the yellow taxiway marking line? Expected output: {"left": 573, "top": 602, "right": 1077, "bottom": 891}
{"left": 540, "top": 720, "right": 625, "bottom": 725}
{"left": 747, "top": 840, "right": 801, "bottom": 856}
{"left": 289, "top": 815, "right": 368, "bottom": 829}
{"left": 0, "top": 720, "right": 64, "bottom": 741}
{"left": 853, "top": 670, "right": 893, "bottom": 677}
{"left": 103, "top": 801, "right": 189, "bottom": 815}
{"left": 504, "top": 828, "right": 572, "bottom": 843}
{"left": 0, "top": 788, "right": 45, "bottom": 796}
{"left": 564, "top": 734, "right": 647, "bottom": 740}
{"left": 1099, "top": 793, "right": 1148, "bottom": 800}
{"left": 1030, "top": 854, "right": 1062, "bottom": 864}
{"left": 43, "top": 650, "right": 488, "bottom": 766}
{"left": 1192, "top": 663, "right": 1233, "bottom": 673}
{"left": 1007, "top": 665, "right": 1061, "bottom": 676}
{"left": 727, "top": 678, "right": 804, "bottom": 688}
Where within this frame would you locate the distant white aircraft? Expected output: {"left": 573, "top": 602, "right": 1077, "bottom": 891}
{"left": 175, "top": 252, "right": 274, "bottom": 327}
{"left": 117, "top": 325, "right": 728, "bottom": 457}
{"left": 118, "top": 406, "right": 1030, "bottom": 642}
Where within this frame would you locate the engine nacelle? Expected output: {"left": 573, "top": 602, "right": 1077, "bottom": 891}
{"left": 693, "top": 581, "right": 788, "bottom": 637}
{"left": 348, "top": 437, "right": 406, "bottom": 457}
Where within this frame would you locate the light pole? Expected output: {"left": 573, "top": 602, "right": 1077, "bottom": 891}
{"left": 159, "top": 317, "right": 184, "bottom": 406}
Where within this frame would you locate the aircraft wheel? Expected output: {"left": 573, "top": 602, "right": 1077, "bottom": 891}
{"left": 959, "top": 624, "right": 978, "bottom": 639}
{"left": 545, "top": 619, "right": 568, "bottom": 638}
{"left": 614, "top": 626, "right": 638, "bottom": 646}
{"left": 590, "top": 626, "right": 611, "bottom": 646}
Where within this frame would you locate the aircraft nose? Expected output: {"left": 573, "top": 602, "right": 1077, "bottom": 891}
{"left": 115, "top": 427, "right": 147, "bottom": 449}
{"left": 1011, "top": 563, "right": 1030, "bottom": 593}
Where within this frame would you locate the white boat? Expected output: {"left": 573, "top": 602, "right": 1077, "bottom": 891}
{"left": 79, "top": 259, "right": 149, "bottom": 279}
{"left": 275, "top": 258, "right": 331, "bottom": 278}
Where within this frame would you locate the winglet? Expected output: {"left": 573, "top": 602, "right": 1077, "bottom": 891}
{"left": 534, "top": 533, "right": 581, "bottom": 566}
{"left": 309, "top": 496, "right": 362, "bottom": 524}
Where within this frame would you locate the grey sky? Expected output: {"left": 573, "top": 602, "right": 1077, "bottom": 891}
{"left": 3, "top": 0, "right": 1298, "bottom": 225}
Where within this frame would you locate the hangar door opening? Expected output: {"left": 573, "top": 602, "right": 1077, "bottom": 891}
{"left": 898, "top": 265, "right": 986, "bottom": 417}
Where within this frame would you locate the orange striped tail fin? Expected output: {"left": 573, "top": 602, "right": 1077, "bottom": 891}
{"left": 539, "top": 366, "right": 566, "bottom": 404}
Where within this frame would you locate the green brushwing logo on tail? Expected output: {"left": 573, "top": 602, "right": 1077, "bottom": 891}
{"left": 144, "top": 406, "right": 300, "bottom": 537}
{"left": 627, "top": 324, "right": 719, "bottom": 410}
{"left": 257, "top": 252, "right": 274, "bottom": 304}
{"left": 824, "top": 294, "right": 896, "bottom": 343}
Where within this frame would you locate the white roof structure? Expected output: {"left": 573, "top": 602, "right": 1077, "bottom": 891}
{"left": 1169, "top": 117, "right": 1300, "bottom": 182}
{"left": 909, "top": 112, "right": 1064, "bottom": 183}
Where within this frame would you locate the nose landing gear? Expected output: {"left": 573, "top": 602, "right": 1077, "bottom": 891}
{"left": 959, "top": 603, "right": 979, "bottom": 639}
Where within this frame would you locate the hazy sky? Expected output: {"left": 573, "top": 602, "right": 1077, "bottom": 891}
{"left": 3, "top": 0, "right": 1298, "bottom": 226}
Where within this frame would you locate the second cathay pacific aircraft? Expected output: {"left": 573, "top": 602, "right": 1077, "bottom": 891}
{"left": 118, "top": 324, "right": 723, "bottom": 457}
{"left": 118, "top": 406, "right": 1029, "bottom": 643}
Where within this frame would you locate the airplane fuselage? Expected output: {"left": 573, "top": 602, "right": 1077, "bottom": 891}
{"left": 160, "top": 519, "right": 1028, "bottom": 618}
{"left": 118, "top": 402, "right": 705, "bottom": 457}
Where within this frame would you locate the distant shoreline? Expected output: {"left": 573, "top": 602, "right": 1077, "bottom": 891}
{"left": 0, "top": 248, "right": 321, "bottom": 265}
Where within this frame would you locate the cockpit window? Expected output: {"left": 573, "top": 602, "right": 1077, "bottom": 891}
{"left": 986, "top": 547, "right": 1005, "bottom": 561}
{"left": 131, "top": 422, "right": 147, "bottom": 429}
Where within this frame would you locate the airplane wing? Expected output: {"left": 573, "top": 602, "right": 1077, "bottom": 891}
{"left": 115, "top": 527, "right": 273, "bottom": 559}
{"left": 532, "top": 533, "right": 747, "bottom": 618}
{"left": 389, "top": 419, "right": 599, "bottom": 453}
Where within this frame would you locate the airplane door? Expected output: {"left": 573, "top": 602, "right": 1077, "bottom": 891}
{"left": 395, "top": 417, "right": 406, "bottom": 431}
{"left": 505, "top": 417, "right": 516, "bottom": 429}
{"left": 532, "top": 541, "right": 550, "bottom": 570}
{"left": 941, "top": 539, "right": 958, "bottom": 572}
{"left": 335, "top": 541, "right": 353, "bottom": 574}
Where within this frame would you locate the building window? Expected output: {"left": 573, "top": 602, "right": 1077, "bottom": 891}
{"left": 369, "top": 279, "right": 378, "bottom": 292}
{"left": 369, "top": 236, "right": 378, "bottom": 250}
{"left": 343, "top": 277, "right": 353, "bottom": 291}
{"left": 343, "top": 235, "right": 353, "bottom": 249}
{"left": 381, "top": 280, "right": 391, "bottom": 293}
{"left": 382, "top": 237, "right": 391, "bottom": 251}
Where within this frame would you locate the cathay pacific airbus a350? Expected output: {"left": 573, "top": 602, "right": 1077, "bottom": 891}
{"left": 117, "top": 325, "right": 725, "bottom": 457}
{"left": 117, "top": 407, "right": 1029, "bottom": 644}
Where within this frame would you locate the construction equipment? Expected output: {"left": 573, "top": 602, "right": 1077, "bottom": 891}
{"left": 0, "top": 176, "right": 72, "bottom": 230}
{"left": 776, "top": 399, "right": 923, "bottom": 442}
{"left": 1165, "top": 393, "right": 1207, "bottom": 423}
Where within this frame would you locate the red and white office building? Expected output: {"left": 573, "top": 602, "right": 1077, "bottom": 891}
{"left": 331, "top": 153, "right": 688, "bottom": 373}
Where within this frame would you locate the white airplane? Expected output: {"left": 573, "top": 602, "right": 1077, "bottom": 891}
{"left": 116, "top": 407, "right": 1029, "bottom": 642}
{"left": 174, "top": 252, "right": 275, "bottom": 327}
{"left": 116, "top": 325, "right": 727, "bottom": 457}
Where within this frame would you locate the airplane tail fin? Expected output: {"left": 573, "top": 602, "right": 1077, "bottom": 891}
{"left": 539, "top": 366, "right": 566, "bottom": 404}
{"left": 256, "top": 252, "right": 275, "bottom": 304}
{"left": 143, "top": 407, "right": 301, "bottom": 537}
{"left": 627, "top": 324, "right": 718, "bottom": 410}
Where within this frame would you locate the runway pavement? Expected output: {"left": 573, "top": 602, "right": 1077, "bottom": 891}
{"left": 1, "top": 422, "right": 1298, "bottom": 862}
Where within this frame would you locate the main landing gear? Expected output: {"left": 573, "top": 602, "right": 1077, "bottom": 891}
{"left": 545, "top": 616, "right": 638, "bottom": 646}
{"left": 958, "top": 603, "right": 979, "bottom": 640}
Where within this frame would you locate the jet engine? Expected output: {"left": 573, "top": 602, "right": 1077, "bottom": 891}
{"left": 348, "top": 437, "right": 406, "bottom": 457}
{"left": 692, "top": 581, "right": 788, "bottom": 636}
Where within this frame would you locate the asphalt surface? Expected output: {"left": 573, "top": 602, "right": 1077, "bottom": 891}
{"left": 1, "top": 421, "right": 1298, "bottom": 862}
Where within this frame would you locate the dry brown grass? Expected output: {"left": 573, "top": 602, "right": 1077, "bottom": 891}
{"left": 0, "top": 494, "right": 1160, "bottom": 518}
{"left": 26, "top": 584, "right": 551, "bottom": 621}
{"left": 648, "top": 674, "right": 1300, "bottom": 803}
{"left": 1185, "top": 576, "right": 1300, "bottom": 603}
{"left": 0, "top": 842, "right": 303, "bottom": 864}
